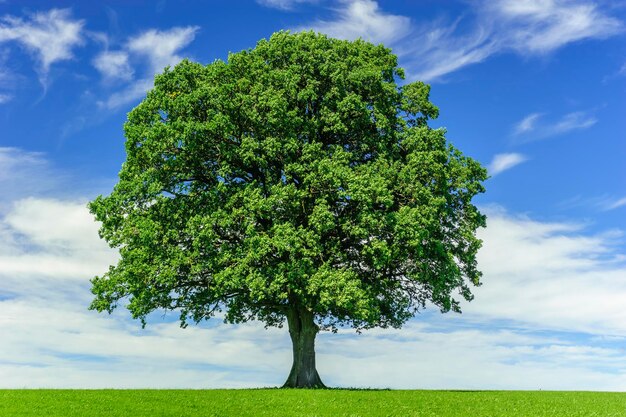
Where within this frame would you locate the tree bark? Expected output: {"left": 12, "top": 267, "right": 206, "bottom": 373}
{"left": 282, "top": 307, "right": 325, "bottom": 388}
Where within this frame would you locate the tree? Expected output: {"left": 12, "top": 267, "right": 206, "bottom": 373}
{"left": 89, "top": 31, "right": 487, "bottom": 388}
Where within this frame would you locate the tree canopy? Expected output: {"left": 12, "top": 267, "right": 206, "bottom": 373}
{"left": 89, "top": 31, "right": 487, "bottom": 388}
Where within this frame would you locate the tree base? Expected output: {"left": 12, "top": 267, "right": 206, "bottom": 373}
{"left": 282, "top": 369, "right": 326, "bottom": 389}
{"left": 283, "top": 306, "right": 326, "bottom": 388}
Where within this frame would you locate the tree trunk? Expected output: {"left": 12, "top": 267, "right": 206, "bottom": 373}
{"left": 282, "top": 307, "right": 325, "bottom": 388}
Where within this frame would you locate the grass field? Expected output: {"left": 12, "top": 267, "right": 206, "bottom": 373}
{"left": 2, "top": 389, "right": 626, "bottom": 416}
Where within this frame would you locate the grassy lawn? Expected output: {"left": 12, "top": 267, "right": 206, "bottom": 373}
{"left": 2, "top": 389, "right": 626, "bottom": 416}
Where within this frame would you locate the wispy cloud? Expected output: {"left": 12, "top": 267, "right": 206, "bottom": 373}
{"left": 398, "top": 17, "right": 498, "bottom": 82}
{"left": 0, "top": 148, "right": 64, "bottom": 207}
{"left": 0, "top": 9, "right": 84, "bottom": 86}
{"left": 605, "top": 61, "right": 626, "bottom": 82}
{"left": 550, "top": 111, "right": 597, "bottom": 133}
{"left": 488, "top": 153, "right": 528, "bottom": 176}
{"left": 0, "top": 147, "right": 110, "bottom": 208}
{"left": 513, "top": 111, "right": 597, "bottom": 140}
{"left": 484, "top": 0, "right": 623, "bottom": 54}
{"left": 513, "top": 112, "right": 542, "bottom": 135}
{"left": 557, "top": 194, "right": 626, "bottom": 213}
{"left": 99, "top": 78, "right": 153, "bottom": 110}
{"left": 257, "top": 0, "right": 319, "bottom": 10}
{"left": 295, "top": 0, "right": 412, "bottom": 45}
{"left": 96, "top": 26, "right": 199, "bottom": 109}
{"left": 0, "top": 49, "right": 15, "bottom": 101}
{"left": 407, "top": 0, "right": 623, "bottom": 81}
{"left": 601, "top": 197, "right": 626, "bottom": 211}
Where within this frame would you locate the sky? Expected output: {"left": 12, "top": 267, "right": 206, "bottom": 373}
{"left": 0, "top": 0, "right": 625, "bottom": 390}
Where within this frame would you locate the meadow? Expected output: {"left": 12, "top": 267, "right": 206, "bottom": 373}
{"left": 2, "top": 389, "right": 626, "bottom": 416}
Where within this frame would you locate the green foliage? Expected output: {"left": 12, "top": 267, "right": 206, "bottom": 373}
{"left": 3, "top": 390, "right": 626, "bottom": 417}
{"left": 89, "top": 31, "right": 487, "bottom": 331}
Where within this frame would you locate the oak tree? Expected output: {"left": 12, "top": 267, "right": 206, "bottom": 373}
{"left": 89, "top": 31, "right": 487, "bottom": 388}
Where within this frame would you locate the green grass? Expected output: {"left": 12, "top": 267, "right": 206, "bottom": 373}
{"left": 2, "top": 389, "right": 626, "bottom": 416}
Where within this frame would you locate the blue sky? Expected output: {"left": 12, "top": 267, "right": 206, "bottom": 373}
{"left": 0, "top": 0, "right": 625, "bottom": 389}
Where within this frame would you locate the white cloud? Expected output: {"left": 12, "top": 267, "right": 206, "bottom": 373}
{"left": 97, "top": 26, "right": 199, "bottom": 110}
{"left": 0, "top": 8, "right": 84, "bottom": 84}
{"left": 488, "top": 153, "right": 527, "bottom": 176}
{"left": 0, "top": 198, "right": 117, "bottom": 293}
{"left": 6, "top": 198, "right": 103, "bottom": 252}
{"left": 0, "top": 92, "right": 11, "bottom": 103}
{"left": 127, "top": 26, "right": 199, "bottom": 73}
{"left": 0, "top": 298, "right": 284, "bottom": 388}
{"left": 296, "top": 0, "right": 412, "bottom": 45}
{"left": 404, "top": 0, "right": 622, "bottom": 81}
{"left": 468, "top": 208, "right": 626, "bottom": 336}
{"left": 257, "top": 0, "right": 319, "bottom": 10}
{"left": 319, "top": 322, "right": 626, "bottom": 390}
{"left": 513, "top": 110, "right": 596, "bottom": 140}
{"left": 92, "top": 50, "right": 133, "bottom": 81}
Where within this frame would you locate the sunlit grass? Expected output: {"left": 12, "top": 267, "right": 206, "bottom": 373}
{"left": 2, "top": 389, "right": 626, "bottom": 416}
